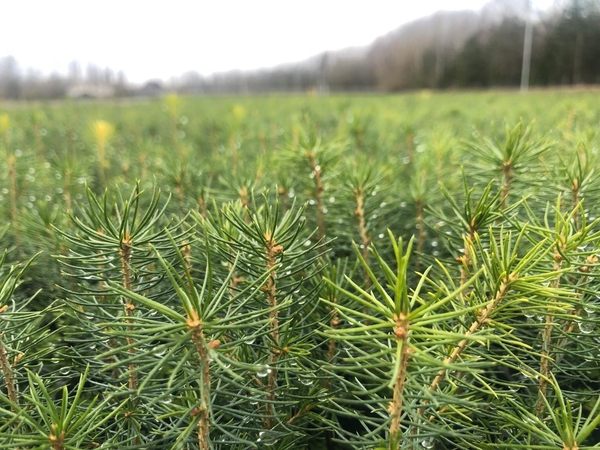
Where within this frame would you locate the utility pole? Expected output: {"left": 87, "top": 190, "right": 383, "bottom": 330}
{"left": 520, "top": 3, "right": 533, "bottom": 92}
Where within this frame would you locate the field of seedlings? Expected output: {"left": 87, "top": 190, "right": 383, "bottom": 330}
{"left": 1, "top": 90, "right": 600, "bottom": 449}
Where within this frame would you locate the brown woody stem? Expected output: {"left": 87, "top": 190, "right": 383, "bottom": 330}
{"left": 571, "top": 179, "right": 580, "bottom": 230}
{"left": 536, "top": 249, "right": 564, "bottom": 415}
{"left": 325, "top": 295, "right": 339, "bottom": 392}
{"left": 307, "top": 152, "right": 325, "bottom": 249}
{"left": 0, "top": 330, "right": 18, "bottom": 408}
{"left": 264, "top": 232, "right": 282, "bottom": 429}
{"left": 49, "top": 423, "right": 65, "bottom": 450}
{"left": 500, "top": 161, "right": 513, "bottom": 210}
{"left": 354, "top": 187, "right": 371, "bottom": 287}
{"left": 420, "top": 273, "right": 516, "bottom": 416}
{"left": 390, "top": 313, "right": 411, "bottom": 443}
{"left": 188, "top": 310, "right": 213, "bottom": 450}
{"left": 120, "top": 233, "right": 138, "bottom": 394}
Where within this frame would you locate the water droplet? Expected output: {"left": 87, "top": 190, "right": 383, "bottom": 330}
{"left": 378, "top": 233, "right": 384, "bottom": 239}
{"left": 585, "top": 298, "right": 600, "bottom": 314}
{"left": 299, "top": 376, "right": 314, "bottom": 386}
{"left": 329, "top": 196, "right": 335, "bottom": 203}
{"left": 524, "top": 309, "right": 535, "bottom": 319}
{"left": 256, "top": 365, "right": 271, "bottom": 378}
{"left": 579, "top": 321, "right": 594, "bottom": 334}
{"left": 421, "top": 437, "right": 435, "bottom": 448}
{"left": 245, "top": 338, "right": 255, "bottom": 345}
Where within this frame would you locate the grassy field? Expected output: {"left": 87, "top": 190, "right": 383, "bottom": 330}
{"left": 0, "top": 90, "right": 600, "bottom": 449}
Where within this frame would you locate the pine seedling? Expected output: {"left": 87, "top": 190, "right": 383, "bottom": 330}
{"left": 100, "top": 194, "right": 327, "bottom": 448}
{"left": 407, "top": 153, "right": 436, "bottom": 270}
{"left": 102, "top": 234, "right": 277, "bottom": 448}
{"left": 0, "top": 251, "right": 62, "bottom": 420}
{"left": 200, "top": 194, "right": 326, "bottom": 443}
{"left": 55, "top": 183, "right": 187, "bottom": 446}
{"left": 217, "top": 173, "right": 262, "bottom": 221}
{"left": 493, "top": 374, "right": 600, "bottom": 449}
{"left": 467, "top": 121, "right": 551, "bottom": 209}
{"left": 0, "top": 131, "right": 36, "bottom": 259}
{"left": 0, "top": 366, "right": 127, "bottom": 449}
{"left": 506, "top": 197, "right": 600, "bottom": 417}
{"left": 321, "top": 232, "right": 490, "bottom": 449}
{"left": 282, "top": 129, "right": 345, "bottom": 246}
{"left": 551, "top": 145, "right": 600, "bottom": 229}
{"left": 340, "top": 160, "right": 386, "bottom": 286}
{"left": 164, "top": 94, "right": 186, "bottom": 158}
{"left": 49, "top": 150, "right": 89, "bottom": 213}
{"left": 430, "top": 177, "right": 506, "bottom": 288}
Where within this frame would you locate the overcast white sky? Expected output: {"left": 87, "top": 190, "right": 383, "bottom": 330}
{"left": 1, "top": 0, "right": 555, "bottom": 84}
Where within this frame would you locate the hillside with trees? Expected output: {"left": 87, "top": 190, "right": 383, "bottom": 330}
{"left": 0, "top": 0, "right": 599, "bottom": 99}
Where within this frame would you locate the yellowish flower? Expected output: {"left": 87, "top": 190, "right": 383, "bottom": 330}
{"left": 0, "top": 114, "right": 9, "bottom": 135}
{"left": 232, "top": 105, "right": 247, "bottom": 121}
{"left": 164, "top": 94, "right": 181, "bottom": 118}
{"left": 91, "top": 120, "right": 114, "bottom": 149}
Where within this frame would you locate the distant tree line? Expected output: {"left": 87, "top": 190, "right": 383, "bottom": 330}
{"left": 0, "top": 0, "right": 599, "bottom": 99}
{"left": 441, "top": 0, "right": 600, "bottom": 87}
{"left": 0, "top": 58, "right": 130, "bottom": 100}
